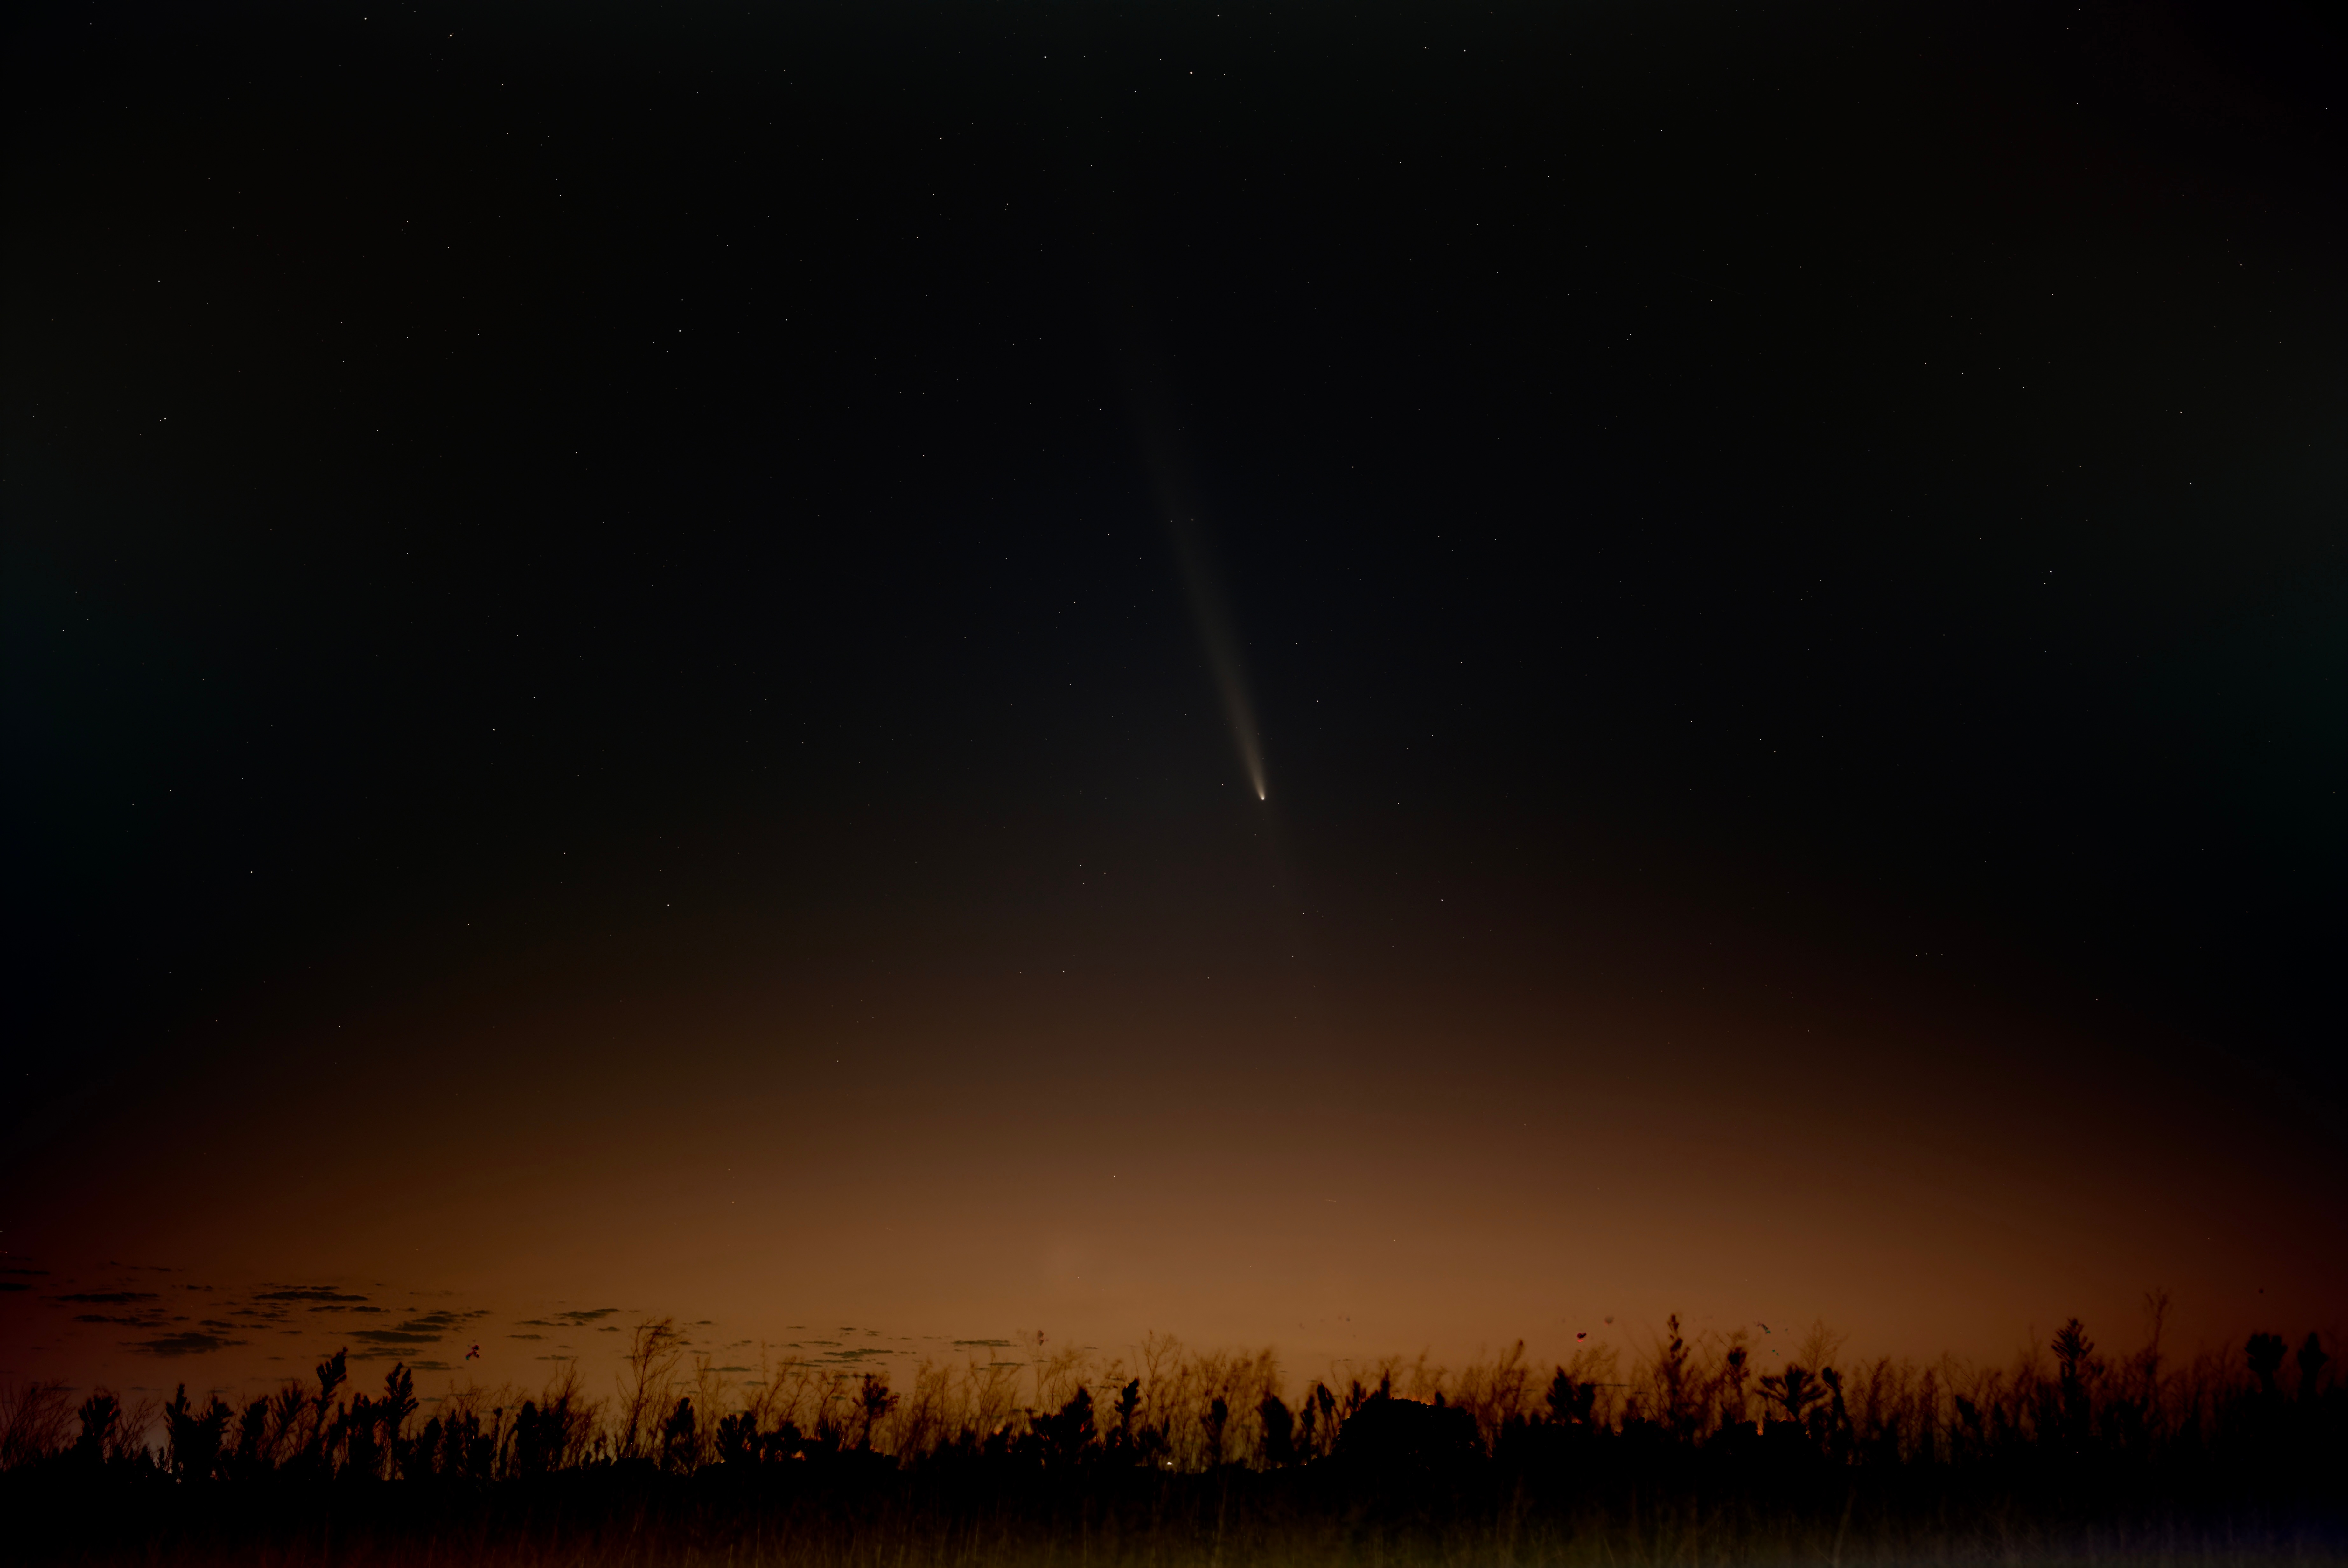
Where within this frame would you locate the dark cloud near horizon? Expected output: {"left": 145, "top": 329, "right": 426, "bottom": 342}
{"left": 132, "top": 1331, "right": 246, "bottom": 1357}
{"left": 56, "top": 1292, "right": 160, "bottom": 1305}
{"left": 350, "top": 1308, "right": 490, "bottom": 1348}
{"left": 409, "top": 1310, "right": 489, "bottom": 1329}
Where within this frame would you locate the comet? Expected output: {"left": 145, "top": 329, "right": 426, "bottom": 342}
{"left": 1096, "top": 229, "right": 1269, "bottom": 802}
{"left": 1164, "top": 508, "right": 1268, "bottom": 801}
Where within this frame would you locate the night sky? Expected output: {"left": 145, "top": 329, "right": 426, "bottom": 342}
{"left": 4, "top": 0, "right": 2343, "bottom": 1397}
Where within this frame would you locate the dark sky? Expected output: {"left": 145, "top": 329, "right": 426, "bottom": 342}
{"left": 4, "top": 0, "right": 2343, "bottom": 1393}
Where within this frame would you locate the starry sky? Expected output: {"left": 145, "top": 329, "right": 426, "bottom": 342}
{"left": 3, "top": 0, "right": 2343, "bottom": 1400}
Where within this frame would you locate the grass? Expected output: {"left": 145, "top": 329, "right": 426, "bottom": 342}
{"left": 2, "top": 1308, "right": 2341, "bottom": 1565}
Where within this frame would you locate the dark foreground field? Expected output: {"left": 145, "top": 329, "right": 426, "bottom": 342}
{"left": 5, "top": 1318, "right": 2342, "bottom": 1565}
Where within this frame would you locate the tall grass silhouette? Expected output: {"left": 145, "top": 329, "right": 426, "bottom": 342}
{"left": 3, "top": 1308, "right": 2342, "bottom": 1564}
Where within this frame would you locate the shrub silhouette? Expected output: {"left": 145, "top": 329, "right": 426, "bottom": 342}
{"left": 618, "top": 1318, "right": 684, "bottom": 1461}
{"left": 1200, "top": 1395, "right": 1229, "bottom": 1468}
{"left": 2246, "top": 1331, "right": 2287, "bottom": 1396}
{"left": 1108, "top": 1377, "right": 1142, "bottom": 1453}
{"left": 1759, "top": 1363, "right": 1824, "bottom": 1429}
{"left": 659, "top": 1397, "right": 696, "bottom": 1474}
{"left": 1333, "top": 1389, "right": 1478, "bottom": 1478}
{"left": 509, "top": 1399, "right": 563, "bottom": 1476}
{"left": 71, "top": 1394, "right": 118, "bottom": 1469}
{"left": 1545, "top": 1366, "right": 1599, "bottom": 1426}
{"left": 1032, "top": 1387, "right": 1094, "bottom": 1462}
{"left": 855, "top": 1373, "right": 899, "bottom": 1452}
{"left": 2298, "top": 1332, "right": 2330, "bottom": 1402}
{"left": 160, "top": 1386, "right": 230, "bottom": 1482}
{"left": 1258, "top": 1394, "right": 1296, "bottom": 1467}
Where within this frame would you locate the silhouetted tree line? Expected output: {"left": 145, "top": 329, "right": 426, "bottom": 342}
{"left": 4, "top": 1315, "right": 2342, "bottom": 1562}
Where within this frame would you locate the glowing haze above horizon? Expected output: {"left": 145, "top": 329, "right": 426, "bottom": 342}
{"left": 4, "top": 0, "right": 2343, "bottom": 1406}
